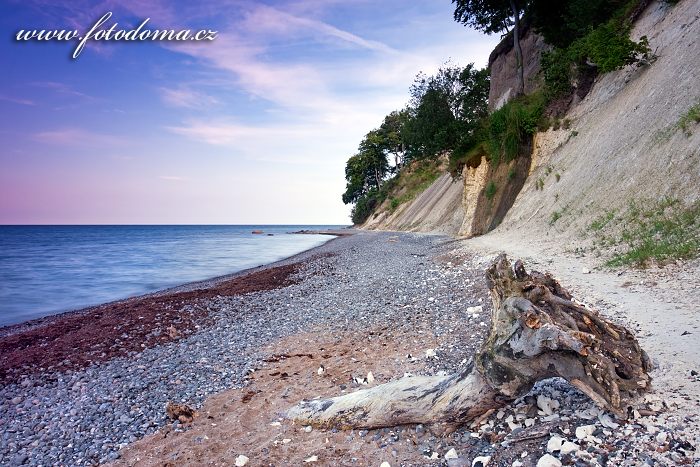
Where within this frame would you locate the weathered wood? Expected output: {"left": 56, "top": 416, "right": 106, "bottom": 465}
{"left": 287, "top": 254, "right": 651, "bottom": 429}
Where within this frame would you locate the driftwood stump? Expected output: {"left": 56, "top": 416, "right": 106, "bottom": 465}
{"left": 287, "top": 254, "right": 652, "bottom": 429}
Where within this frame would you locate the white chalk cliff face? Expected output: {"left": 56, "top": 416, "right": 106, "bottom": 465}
{"left": 363, "top": 0, "right": 699, "bottom": 242}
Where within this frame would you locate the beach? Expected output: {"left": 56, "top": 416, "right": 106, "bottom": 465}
{"left": 1, "top": 231, "right": 699, "bottom": 466}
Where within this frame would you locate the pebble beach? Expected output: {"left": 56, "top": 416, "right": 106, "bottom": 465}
{"left": 1, "top": 231, "right": 698, "bottom": 466}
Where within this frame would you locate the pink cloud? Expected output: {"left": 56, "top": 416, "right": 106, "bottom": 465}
{"left": 34, "top": 128, "right": 124, "bottom": 147}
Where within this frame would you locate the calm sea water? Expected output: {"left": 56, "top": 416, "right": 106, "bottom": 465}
{"left": 0, "top": 225, "right": 344, "bottom": 326}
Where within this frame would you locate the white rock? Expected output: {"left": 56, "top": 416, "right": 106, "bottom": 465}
{"left": 317, "top": 365, "right": 325, "bottom": 375}
{"left": 524, "top": 418, "right": 535, "bottom": 427}
{"left": 270, "top": 421, "right": 281, "bottom": 426}
{"left": 598, "top": 413, "right": 619, "bottom": 429}
{"left": 366, "top": 371, "right": 375, "bottom": 384}
{"left": 304, "top": 455, "right": 318, "bottom": 463}
{"left": 582, "top": 268, "right": 591, "bottom": 274}
{"left": 537, "top": 395, "right": 559, "bottom": 416}
{"left": 303, "top": 425, "right": 313, "bottom": 433}
{"left": 282, "top": 438, "right": 291, "bottom": 444}
{"left": 445, "top": 448, "right": 458, "bottom": 460}
{"left": 546, "top": 436, "right": 564, "bottom": 453}
{"left": 560, "top": 441, "right": 579, "bottom": 455}
{"left": 425, "top": 349, "right": 437, "bottom": 358}
{"left": 430, "top": 452, "right": 439, "bottom": 460}
{"left": 512, "top": 461, "right": 523, "bottom": 467}
{"left": 467, "top": 305, "right": 483, "bottom": 314}
{"left": 646, "top": 424, "right": 659, "bottom": 434}
{"left": 575, "top": 424, "right": 596, "bottom": 439}
{"left": 656, "top": 431, "right": 668, "bottom": 444}
{"left": 472, "top": 456, "right": 491, "bottom": 466}
{"left": 536, "top": 454, "right": 562, "bottom": 467}
{"left": 380, "top": 463, "right": 391, "bottom": 467}
{"left": 235, "top": 455, "right": 249, "bottom": 466}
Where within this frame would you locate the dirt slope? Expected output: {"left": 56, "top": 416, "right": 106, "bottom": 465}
{"left": 362, "top": 173, "right": 465, "bottom": 235}
{"left": 489, "top": 0, "right": 700, "bottom": 250}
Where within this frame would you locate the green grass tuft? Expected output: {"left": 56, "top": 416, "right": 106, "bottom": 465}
{"left": 602, "top": 198, "right": 700, "bottom": 267}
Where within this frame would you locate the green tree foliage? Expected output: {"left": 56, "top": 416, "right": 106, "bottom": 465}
{"left": 341, "top": 134, "right": 389, "bottom": 205}
{"left": 403, "top": 64, "right": 490, "bottom": 160}
{"left": 377, "top": 110, "right": 409, "bottom": 170}
{"left": 534, "top": 0, "right": 652, "bottom": 99}
{"left": 341, "top": 63, "right": 489, "bottom": 223}
{"left": 528, "top": 0, "right": 628, "bottom": 48}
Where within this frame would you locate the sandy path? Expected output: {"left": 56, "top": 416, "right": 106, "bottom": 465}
{"left": 464, "top": 233, "right": 700, "bottom": 444}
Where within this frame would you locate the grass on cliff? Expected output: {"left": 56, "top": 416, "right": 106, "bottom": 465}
{"left": 678, "top": 102, "right": 700, "bottom": 136}
{"left": 387, "top": 160, "right": 442, "bottom": 212}
{"left": 588, "top": 198, "right": 700, "bottom": 268}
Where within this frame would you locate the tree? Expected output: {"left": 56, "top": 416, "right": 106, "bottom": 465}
{"left": 453, "top": 0, "right": 525, "bottom": 96}
{"left": 341, "top": 132, "right": 390, "bottom": 206}
{"left": 288, "top": 255, "right": 651, "bottom": 430}
{"left": 377, "top": 110, "right": 409, "bottom": 171}
{"left": 403, "top": 64, "right": 490, "bottom": 160}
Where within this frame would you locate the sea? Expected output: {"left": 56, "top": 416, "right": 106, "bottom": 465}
{"left": 0, "top": 225, "right": 345, "bottom": 327}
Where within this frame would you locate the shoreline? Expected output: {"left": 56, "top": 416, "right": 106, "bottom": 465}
{"left": 0, "top": 230, "right": 350, "bottom": 381}
{"left": 0, "top": 229, "right": 350, "bottom": 339}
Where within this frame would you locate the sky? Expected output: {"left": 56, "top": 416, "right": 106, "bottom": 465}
{"left": 0, "top": 0, "right": 499, "bottom": 225}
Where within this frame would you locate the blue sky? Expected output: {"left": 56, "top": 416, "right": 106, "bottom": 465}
{"left": 0, "top": 0, "right": 498, "bottom": 224}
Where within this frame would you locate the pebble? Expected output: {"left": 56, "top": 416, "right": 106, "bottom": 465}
{"left": 536, "top": 453, "right": 562, "bottom": 467}
{"left": 546, "top": 436, "right": 564, "bottom": 452}
{"left": 234, "top": 454, "right": 249, "bottom": 466}
{"left": 575, "top": 424, "right": 596, "bottom": 439}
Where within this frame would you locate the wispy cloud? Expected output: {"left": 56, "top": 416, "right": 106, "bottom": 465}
{"left": 0, "top": 95, "right": 36, "bottom": 106}
{"left": 34, "top": 128, "right": 124, "bottom": 147}
{"left": 159, "top": 86, "right": 219, "bottom": 108}
{"left": 158, "top": 175, "right": 187, "bottom": 181}
{"left": 30, "top": 81, "right": 95, "bottom": 101}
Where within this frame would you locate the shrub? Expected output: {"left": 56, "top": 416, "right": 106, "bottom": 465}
{"left": 486, "top": 92, "right": 546, "bottom": 163}
{"left": 485, "top": 181, "right": 497, "bottom": 200}
{"left": 678, "top": 103, "right": 700, "bottom": 136}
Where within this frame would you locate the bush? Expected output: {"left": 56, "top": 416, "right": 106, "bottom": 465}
{"left": 350, "top": 191, "right": 379, "bottom": 224}
{"left": 540, "top": 4, "right": 652, "bottom": 99}
{"left": 487, "top": 92, "right": 546, "bottom": 163}
{"left": 485, "top": 181, "right": 497, "bottom": 200}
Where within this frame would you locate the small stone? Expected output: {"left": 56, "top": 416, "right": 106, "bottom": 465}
{"left": 582, "top": 268, "right": 591, "bottom": 274}
{"left": 11, "top": 454, "right": 29, "bottom": 465}
{"left": 598, "top": 413, "right": 619, "bottom": 429}
{"left": 547, "top": 436, "right": 564, "bottom": 453}
{"left": 512, "top": 462, "right": 523, "bottom": 467}
{"left": 367, "top": 371, "right": 375, "bottom": 384}
{"left": 537, "top": 395, "right": 559, "bottom": 416}
{"left": 425, "top": 349, "right": 437, "bottom": 359}
{"left": 234, "top": 455, "right": 249, "bottom": 466}
{"left": 282, "top": 438, "right": 291, "bottom": 444}
{"left": 317, "top": 365, "right": 325, "bottom": 376}
{"left": 536, "top": 454, "right": 562, "bottom": 467}
{"left": 467, "top": 306, "right": 483, "bottom": 314}
{"left": 575, "top": 425, "right": 595, "bottom": 439}
{"left": 304, "top": 425, "right": 313, "bottom": 433}
{"left": 11, "top": 396, "right": 22, "bottom": 405}
{"left": 656, "top": 431, "right": 668, "bottom": 444}
{"left": 304, "top": 455, "right": 318, "bottom": 463}
{"left": 380, "top": 463, "right": 391, "bottom": 467}
{"left": 472, "top": 455, "right": 490, "bottom": 466}
{"left": 560, "top": 441, "right": 579, "bottom": 455}
{"left": 445, "top": 448, "right": 458, "bottom": 459}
